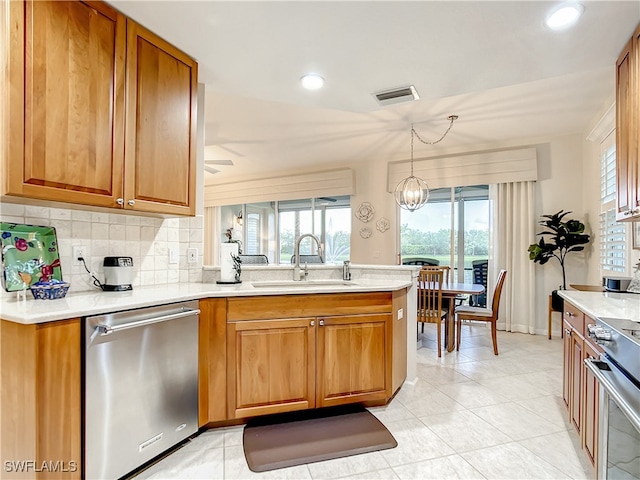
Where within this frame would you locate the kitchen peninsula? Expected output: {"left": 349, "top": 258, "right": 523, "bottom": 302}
{"left": 0, "top": 264, "right": 415, "bottom": 480}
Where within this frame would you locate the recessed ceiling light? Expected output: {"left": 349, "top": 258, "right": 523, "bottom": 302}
{"left": 545, "top": 2, "right": 584, "bottom": 30}
{"left": 300, "top": 73, "right": 324, "bottom": 90}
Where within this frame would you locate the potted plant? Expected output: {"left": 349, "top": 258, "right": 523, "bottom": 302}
{"left": 528, "top": 210, "right": 591, "bottom": 310}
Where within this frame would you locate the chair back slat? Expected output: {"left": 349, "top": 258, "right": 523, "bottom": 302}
{"left": 420, "top": 265, "right": 450, "bottom": 283}
{"left": 490, "top": 269, "right": 508, "bottom": 320}
{"left": 417, "top": 269, "right": 444, "bottom": 323}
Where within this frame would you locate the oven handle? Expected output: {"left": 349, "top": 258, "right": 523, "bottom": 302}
{"left": 584, "top": 357, "right": 640, "bottom": 432}
{"left": 96, "top": 308, "right": 201, "bottom": 336}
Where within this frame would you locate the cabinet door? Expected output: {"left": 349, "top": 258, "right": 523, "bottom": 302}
{"left": 6, "top": 0, "right": 126, "bottom": 207}
{"left": 570, "top": 330, "right": 584, "bottom": 434}
{"left": 317, "top": 313, "right": 389, "bottom": 407}
{"left": 227, "top": 318, "right": 315, "bottom": 419}
{"left": 562, "top": 320, "right": 572, "bottom": 410}
{"left": 616, "top": 37, "right": 633, "bottom": 220}
{"left": 198, "top": 298, "right": 227, "bottom": 426}
{"left": 1, "top": 319, "right": 81, "bottom": 479}
{"left": 124, "top": 20, "right": 197, "bottom": 215}
{"left": 582, "top": 340, "right": 600, "bottom": 469}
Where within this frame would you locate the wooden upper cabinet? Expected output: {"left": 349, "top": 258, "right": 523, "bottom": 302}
{"left": 615, "top": 24, "right": 640, "bottom": 221}
{"left": 124, "top": 20, "right": 197, "bottom": 215}
{"left": 5, "top": 1, "right": 197, "bottom": 216}
{"left": 6, "top": 0, "right": 126, "bottom": 207}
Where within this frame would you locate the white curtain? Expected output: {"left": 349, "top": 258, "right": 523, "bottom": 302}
{"left": 489, "top": 181, "right": 536, "bottom": 333}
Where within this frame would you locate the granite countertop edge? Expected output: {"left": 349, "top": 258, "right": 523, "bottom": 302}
{"left": 0, "top": 280, "right": 413, "bottom": 324}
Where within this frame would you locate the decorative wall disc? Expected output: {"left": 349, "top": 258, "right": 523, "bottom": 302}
{"left": 376, "top": 217, "right": 390, "bottom": 233}
{"left": 359, "top": 227, "right": 372, "bottom": 239}
{"left": 354, "top": 202, "right": 375, "bottom": 223}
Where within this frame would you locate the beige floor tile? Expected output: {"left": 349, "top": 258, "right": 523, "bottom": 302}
{"left": 307, "top": 451, "right": 390, "bottom": 480}
{"left": 436, "top": 381, "right": 509, "bottom": 409}
{"left": 134, "top": 447, "right": 225, "bottom": 480}
{"left": 461, "top": 442, "right": 570, "bottom": 479}
{"left": 368, "top": 397, "right": 416, "bottom": 424}
{"left": 475, "top": 375, "right": 548, "bottom": 401}
{"left": 419, "top": 410, "right": 512, "bottom": 453}
{"left": 342, "top": 468, "right": 400, "bottom": 479}
{"left": 450, "top": 361, "right": 508, "bottom": 382}
{"left": 396, "top": 383, "right": 466, "bottom": 417}
{"left": 519, "top": 430, "right": 596, "bottom": 479}
{"left": 470, "top": 402, "right": 567, "bottom": 440}
{"left": 416, "top": 363, "right": 474, "bottom": 386}
{"left": 391, "top": 454, "right": 486, "bottom": 479}
{"left": 378, "top": 418, "right": 456, "bottom": 467}
{"left": 516, "top": 394, "right": 572, "bottom": 429}
{"left": 511, "top": 370, "right": 563, "bottom": 396}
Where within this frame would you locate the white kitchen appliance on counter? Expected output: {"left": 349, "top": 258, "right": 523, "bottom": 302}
{"left": 102, "top": 256, "right": 133, "bottom": 291}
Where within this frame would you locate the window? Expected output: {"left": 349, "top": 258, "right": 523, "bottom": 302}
{"left": 277, "top": 196, "right": 351, "bottom": 264}
{"left": 400, "top": 185, "right": 489, "bottom": 283}
{"left": 600, "top": 132, "right": 626, "bottom": 272}
{"left": 219, "top": 196, "right": 350, "bottom": 265}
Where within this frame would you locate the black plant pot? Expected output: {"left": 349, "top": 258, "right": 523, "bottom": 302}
{"left": 551, "top": 290, "right": 564, "bottom": 312}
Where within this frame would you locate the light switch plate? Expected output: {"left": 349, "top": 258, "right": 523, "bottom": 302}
{"left": 397, "top": 308, "right": 404, "bottom": 319}
{"left": 187, "top": 248, "right": 198, "bottom": 264}
{"left": 169, "top": 247, "right": 179, "bottom": 265}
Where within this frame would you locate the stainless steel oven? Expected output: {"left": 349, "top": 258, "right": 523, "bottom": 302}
{"left": 586, "top": 318, "right": 640, "bottom": 479}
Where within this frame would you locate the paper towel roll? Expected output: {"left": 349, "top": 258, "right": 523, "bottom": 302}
{"left": 220, "top": 243, "right": 239, "bottom": 282}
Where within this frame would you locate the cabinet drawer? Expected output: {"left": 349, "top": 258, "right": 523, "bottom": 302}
{"left": 563, "top": 301, "right": 584, "bottom": 335}
{"left": 227, "top": 292, "right": 393, "bottom": 321}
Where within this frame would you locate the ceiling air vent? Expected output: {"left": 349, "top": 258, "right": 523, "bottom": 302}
{"left": 373, "top": 85, "right": 420, "bottom": 106}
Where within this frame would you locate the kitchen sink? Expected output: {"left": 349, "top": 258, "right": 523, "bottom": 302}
{"left": 251, "top": 280, "right": 357, "bottom": 288}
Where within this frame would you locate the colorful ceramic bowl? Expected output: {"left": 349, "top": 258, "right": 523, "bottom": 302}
{"left": 30, "top": 280, "right": 70, "bottom": 300}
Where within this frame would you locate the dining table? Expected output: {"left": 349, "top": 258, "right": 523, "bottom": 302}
{"left": 438, "top": 282, "right": 486, "bottom": 352}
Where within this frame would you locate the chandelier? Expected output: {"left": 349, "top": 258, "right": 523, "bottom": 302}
{"left": 394, "top": 115, "right": 458, "bottom": 212}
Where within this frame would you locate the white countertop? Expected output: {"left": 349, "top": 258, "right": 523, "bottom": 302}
{"left": 558, "top": 290, "right": 640, "bottom": 322}
{"left": 0, "top": 279, "right": 412, "bottom": 324}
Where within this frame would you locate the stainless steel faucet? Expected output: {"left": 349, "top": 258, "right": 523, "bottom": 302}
{"left": 342, "top": 260, "right": 351, "bottom": 281}
{"left": 293, "top": 233, "right": 322, "bottom": 281}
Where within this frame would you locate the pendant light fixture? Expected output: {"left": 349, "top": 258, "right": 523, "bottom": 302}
{"left": 394, "top": 115, "right": 458, "bottom": 212}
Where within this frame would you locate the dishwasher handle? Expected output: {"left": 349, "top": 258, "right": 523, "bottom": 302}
{"left": 96, "top": 308, "right": 200, "bottom": 336}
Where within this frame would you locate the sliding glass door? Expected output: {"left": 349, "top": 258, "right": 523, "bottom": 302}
{"left": 400, "top": 185, "right": 489, "bottom": 283}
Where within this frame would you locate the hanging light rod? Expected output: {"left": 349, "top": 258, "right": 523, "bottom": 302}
{"left": 394, "top": 115, "right": 459, "bottom": 212}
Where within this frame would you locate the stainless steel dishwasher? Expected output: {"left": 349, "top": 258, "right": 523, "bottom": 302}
{"left": 84, "top": 300, "right": 200, "bottom": 480}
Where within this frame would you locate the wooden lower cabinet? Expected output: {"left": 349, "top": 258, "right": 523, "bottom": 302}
{"left": 225, "top": 292, "right": 404, "bottom": 419}
{"left": 582, "top": 337, "right": 600, "bottom": 468}
{"left": 570, "top": 327, "right": 584, "bottom": 434}
{"left": 316, "top": 314, "right": 390, "bottom": 407}
{"left": 562, "top": 302, "right": 601, "bottom": 473}
{"left": 0, "top": 318, "right": 81, "bottom": 479}
{"left": 198, "top": 298, "right": 228, "bottom": 425}
{"left": 227, "top": 317, "right": 316, "bottom": 418}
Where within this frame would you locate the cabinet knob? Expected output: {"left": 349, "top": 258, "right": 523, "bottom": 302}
{"left": 310, "top": 320, "right": 315, "bottom": 327}
{"left": 319, "top": 320, "right": 325, "bottom": 326}
{"left": 116, "top": 198, "right": 124, "bottom": 205}
{"left": 565, "top": 328, "right": 572, "bottom": 336}
{"left": 565, "top": 312, "right": 574, "bottom": 317}
{"left": 128, "top": 199, "right": 136, "bottom": 206}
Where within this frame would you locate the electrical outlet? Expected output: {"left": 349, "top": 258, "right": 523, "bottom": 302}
{"left": 187, "top": 248, "right": 198, "bottom": 264}
{"left": 168, "top": 247, "right": 179, "bottom": 265}
{"left": 397, "top": 308, "right": 404, "bottom": 320}
{"left": 73, "top": 245, "right": 86, "bottom": 265}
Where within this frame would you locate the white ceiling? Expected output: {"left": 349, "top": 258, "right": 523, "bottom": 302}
{"left": 109, "top": 1, "right": 640, "bottom": 185}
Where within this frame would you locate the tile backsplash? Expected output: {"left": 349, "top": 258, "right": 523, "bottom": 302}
{"left": 1, "top": 203, "right": 203, "bottom": 296}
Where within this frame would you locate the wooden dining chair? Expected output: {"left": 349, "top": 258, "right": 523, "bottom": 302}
{"left": 454, "top": 269, "right": 507, "bottom": 355}
{"left": 417, "top": 268, "right": 447, "bottom": 357}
